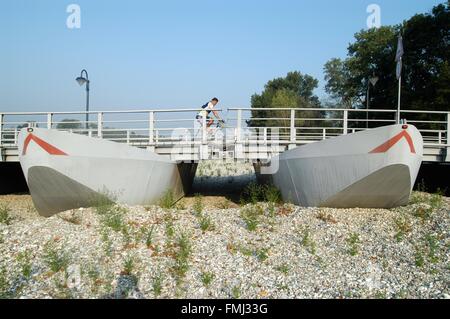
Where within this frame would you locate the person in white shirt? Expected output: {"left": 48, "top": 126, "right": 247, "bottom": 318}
{"left": 196, "top": 97, "right": 220, "bottom": 130}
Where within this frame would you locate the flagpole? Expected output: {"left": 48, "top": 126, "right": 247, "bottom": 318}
{"left": 397, "top": 69, "right": 402, "bottom": 124}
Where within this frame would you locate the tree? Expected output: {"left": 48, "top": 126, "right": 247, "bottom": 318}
{"left": 324, "top": 1, "right": 450, "bottom": 113}
{"left": 249, "top": 71, "right": 321, "bottom": 129}
{"left": 56, "top": 119, "right": 82, "bottom": 130}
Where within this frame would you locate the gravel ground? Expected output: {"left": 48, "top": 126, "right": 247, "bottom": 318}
{"left": 0, "top": 161, "right": 449, "bottom": 299}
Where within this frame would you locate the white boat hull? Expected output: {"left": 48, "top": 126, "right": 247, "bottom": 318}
{"left": 18, "top": 128, "right": 196, "bottom": 216}
{"left": 267, "top": 124, "right": 423, "bottom": 208}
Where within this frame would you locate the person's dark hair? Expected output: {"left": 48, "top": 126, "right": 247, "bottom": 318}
{"left": 211, "top": 97, "right": 219, "bottom": 102}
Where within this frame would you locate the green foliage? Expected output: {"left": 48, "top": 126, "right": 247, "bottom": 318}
{"left": 152, "top": 272, "right": 164, "bottom": 296}
{"left": 193, "top": 194, "right": 204, "bottom": 216}
{"left": 199, "top": 213, "right": 215, "bottom": 233}
{"left": 298, "top": 226, "right": 316, "bottom": 255}
{"left": 142, "top": 225, "right": 155, "bottom": 248}
{"left": 0, "top": 266, "right": 10, "bottom": 299}
{"left": 394, "top": 215, "right": 412, "bottom": 242}
{"left": 159, "top": 190, "right": 175, "bottom": 209}
{"left": 249, "top": 71, "right": 321, "bottom": 129}
{"left": 0, "top": 204, "right": 12, "bottom": 225}
{"left": 231, "top": 285, "right": 241, "bottom": 299}
{"left": 324, "top": 2, "right": 450, "bottom": 113}
{"left": 43, "top": 241, "right": 71, "bottom": 273}
{"left": 56, "top": 119, "right": 82, "bottom": 130}
{"left": 255, "top": 248, "right": 270, "bottom": 262}
{"left": 240, "top": 205, "right": 264, "bottom": 231}
{"left": 276, "top": 263, "right": 290, "bottom": 275}
{"left": 240, "top": 182, "right": 282, "bottom": 205}
{"left": 122, "top": 254, "right": 136, "bottom": 275}
{"left": 17, "top": 250, "right": 33, "bottom": 279}
{"left": 200, "top": 271, "right": 215, "bottom": 287}
{"left": 346, "top": 233, "right": 361, "bottom": 256}
{"left": 171, "top": 232, "right": 192, "bottom": 281}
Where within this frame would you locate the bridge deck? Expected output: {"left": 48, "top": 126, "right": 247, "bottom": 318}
{"left": 1, "top": 107, "right": 449, "bottom": 163}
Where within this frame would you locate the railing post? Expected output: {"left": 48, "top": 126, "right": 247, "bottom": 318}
{"left": 0, "top": 113, "right": 3, "bottom": 146}
{"left": 14, "top": 128, "right": 18, "bottom": 145}
{"left": 47, "top": 113, "right": 53, "bottom": 129}
{"left": 290, "top": 109, "right": 296, "bottom": 143}
{"left": 149, "top": 111, "right": 154, "bottom": 145}
{"left": 322, "top": 128, "right": 326, "bottom": 140}
{"left": 343, "top": 110, "right": 348, "bottom": 135}
{"left": 97, "top": 112, "right": 103, "bottom": 138}
{"left": 447, "top": 113, "right": 450, "bottom": 145}
{"left": 236, "top": 109, "right": 242, "bottom": 143}
{"left": 202, "top": 114, "right": 207, "bottom": 144}
{"left": 126, "top": 130, "right": 130, "bottom": 144}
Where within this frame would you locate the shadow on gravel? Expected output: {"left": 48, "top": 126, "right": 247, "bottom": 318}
{"left": 101, "top": 274, "right": 144, "bottom": 299}
{"left": 190, "top": 174, "right": 256, "bottom": 204}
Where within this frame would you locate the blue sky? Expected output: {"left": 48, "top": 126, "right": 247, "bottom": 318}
{"left": 0, "top": 0, "right": 445, "bottom": 112}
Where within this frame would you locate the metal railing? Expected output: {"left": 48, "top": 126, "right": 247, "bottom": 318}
{"left": 0, "top": 107, "right": 449, "bottom": 161}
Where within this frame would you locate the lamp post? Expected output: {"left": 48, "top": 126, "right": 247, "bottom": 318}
{"left": 366, "top": 75, "right": 379, "bottom": 128}
{"left": 76, "top": 69, "right": 90, "bottom": 130}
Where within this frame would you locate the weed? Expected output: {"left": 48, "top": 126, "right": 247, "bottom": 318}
{"left": 256, "top": 248, "right": 270, "bottom": 262}
{"left": 276, "top": 263, "right": 290, "bottom": 275}
{"left": 159, "top": 189, "right": 175, "bottom": 209}
{"left": 193, "top": 194, "right": 204, "bottom": 216}
{"left": 414, "top": 248, "right": 425, "bottom": 267}
{"left": 199, "top": 213, "right": 215, "bottom": 232}
{"left": 17, "top": 250, "right": 33, "bottom": 279}
{"left": 425, "top": 234, "right": 440, "bottom": 263}
{"left": 298, "top": 226, "right": 316, "bottom": 255}
{"left": 231, "top": 285, "right": 241, "bottom": 299}
{"left": 152, "top": 272, "right": 163, "bottom": 296}
{"left": 0, "top": 204, "right": 12, "bottom": 225}
{"left": 171, "top": 232, "right": 192, "bottom": 281}
{"left": 346, "top": 233, "right": 360, "bottom": 256}
{"left": 240, "top": 205, "right": 263, "bottom": 231}
{"left": 100, "top": 227, "right": 113, "bottom": 257}
{"left": 394, "top": 215, "right": 412, "bottom": 242}
{"left": 218, "top": 199, "right": 231, "bottom": 210}
{"left": 263, "top": 184, "right": 282, "bottom": 203}
{"left": 200, "top": 271, "right": 215, "bottom": 287}
{"left": 122, "top": 254, "right": 136, "bottom": 275}
{"left": 143, "top": 225, "right": 155, "bottom": 248}
{"left": 43, "top": 241, "right": 71, "bottom": 273}
{"left": 0, "top": 266, "right": 10, "bottom": 298}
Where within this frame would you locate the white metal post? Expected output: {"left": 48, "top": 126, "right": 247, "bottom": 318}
{"left": 126, "top": 130, "right": 130, "bottom": 144}
{"left": 236, "top": 109, "right": 242, "bottom": 143}
{"left": 343, "top": 110, "right": 348, "bottom": 135}
{"left": 47, "top": 113, "right": 53, "bottom": 129}
{"left": 447, "top": 113, "right": 450, "bottom": 146}
{"left": 0, "top": 113, "right": 3, "bottom": 146}
{"left": 322, "top": 128, "right": 326, "bottom": 140}
{"left": 97, "top": 112, "right": 103, "bottom": 138}
{"left": 290, "top": 109, "right": 296, "bottom": 143}
{"left": 202, "top": 114, "right": 207, "bottom": 144}
{"left": 149, "top": 111, "right": 155, "bottom": 145}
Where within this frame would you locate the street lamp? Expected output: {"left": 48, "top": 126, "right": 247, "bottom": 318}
{"left": 366, "top": 75, "right": 379, "bottom": 128}
{"left": 76, "top": 69, "right": 90, "bottom": 130}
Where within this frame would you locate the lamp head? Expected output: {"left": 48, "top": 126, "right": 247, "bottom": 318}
{"left": 76, "top": 76, "right": 87, "bottom": 86}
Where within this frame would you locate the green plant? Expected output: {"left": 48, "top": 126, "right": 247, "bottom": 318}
{"left": 159, "top": 189, "right": 175, "bottom": 209}
{"left": 414, "top": 248, "right": 425, "bottom": 267}
{"left": 200, "top": 271, "right": 215, "bottom": 287}
{"left": 0, "top": 204, "right": 12, "bottom": 225}
{"left": 394, "top": 215, "right": 412, "bottom": 242}
{"left": 256, "top": 248, "right": 270, "bottom": 262}
{"left": 17, "top": 250, "right": 33, "bottom": 279}
{"left": 0, "top": 266, "right": 9, "bottom": 299}
{"left": 299, "top": 226, "right": 316, "bottom": 255}
{"left": 218, "top": 199, "right": 231, "bottom": 209}
{"left": 263, "top": 184, "right": 282, "bottom": 203}
{"left": 43, "top": 241, "right": 71, "bottom": 273}
{"left": 165, "top": 217, "right": 175, "bottom": 239}
{"left": 122, "top": 254, "right": 135, "bottom": 275}
{"left": 152, "top": 272, "right": 164, "bottom": 296}
{"left": 199, "top": 213, "right": 215, "bottom": 232}
{"left": 241, "top": 182, "right": 262, "bottom": 204}
{"left": 100, "top": 227, "right": 113, "bottom": 257}
{"left": 231, "top": 285, "right": 241, "bottom": 299}
{"left": 425, "top": 234, "right": 440, "bottom": 263}
{"left": 346, "top": 233, "right": 360, "bottom": 256}
{"left": 193, "top": 194, "right": 204, "bottom": 216}
{"left": 240, "top": 205, "right": 263, "bottom": 231}
{"left": 276, "top": 263, "right": 290, "bottom": 275}
{"left": 143, "top": 225, "right": 155, "bottom": 248}
{"left": 171, "top": 232, "right": 192, "bottom": 281}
